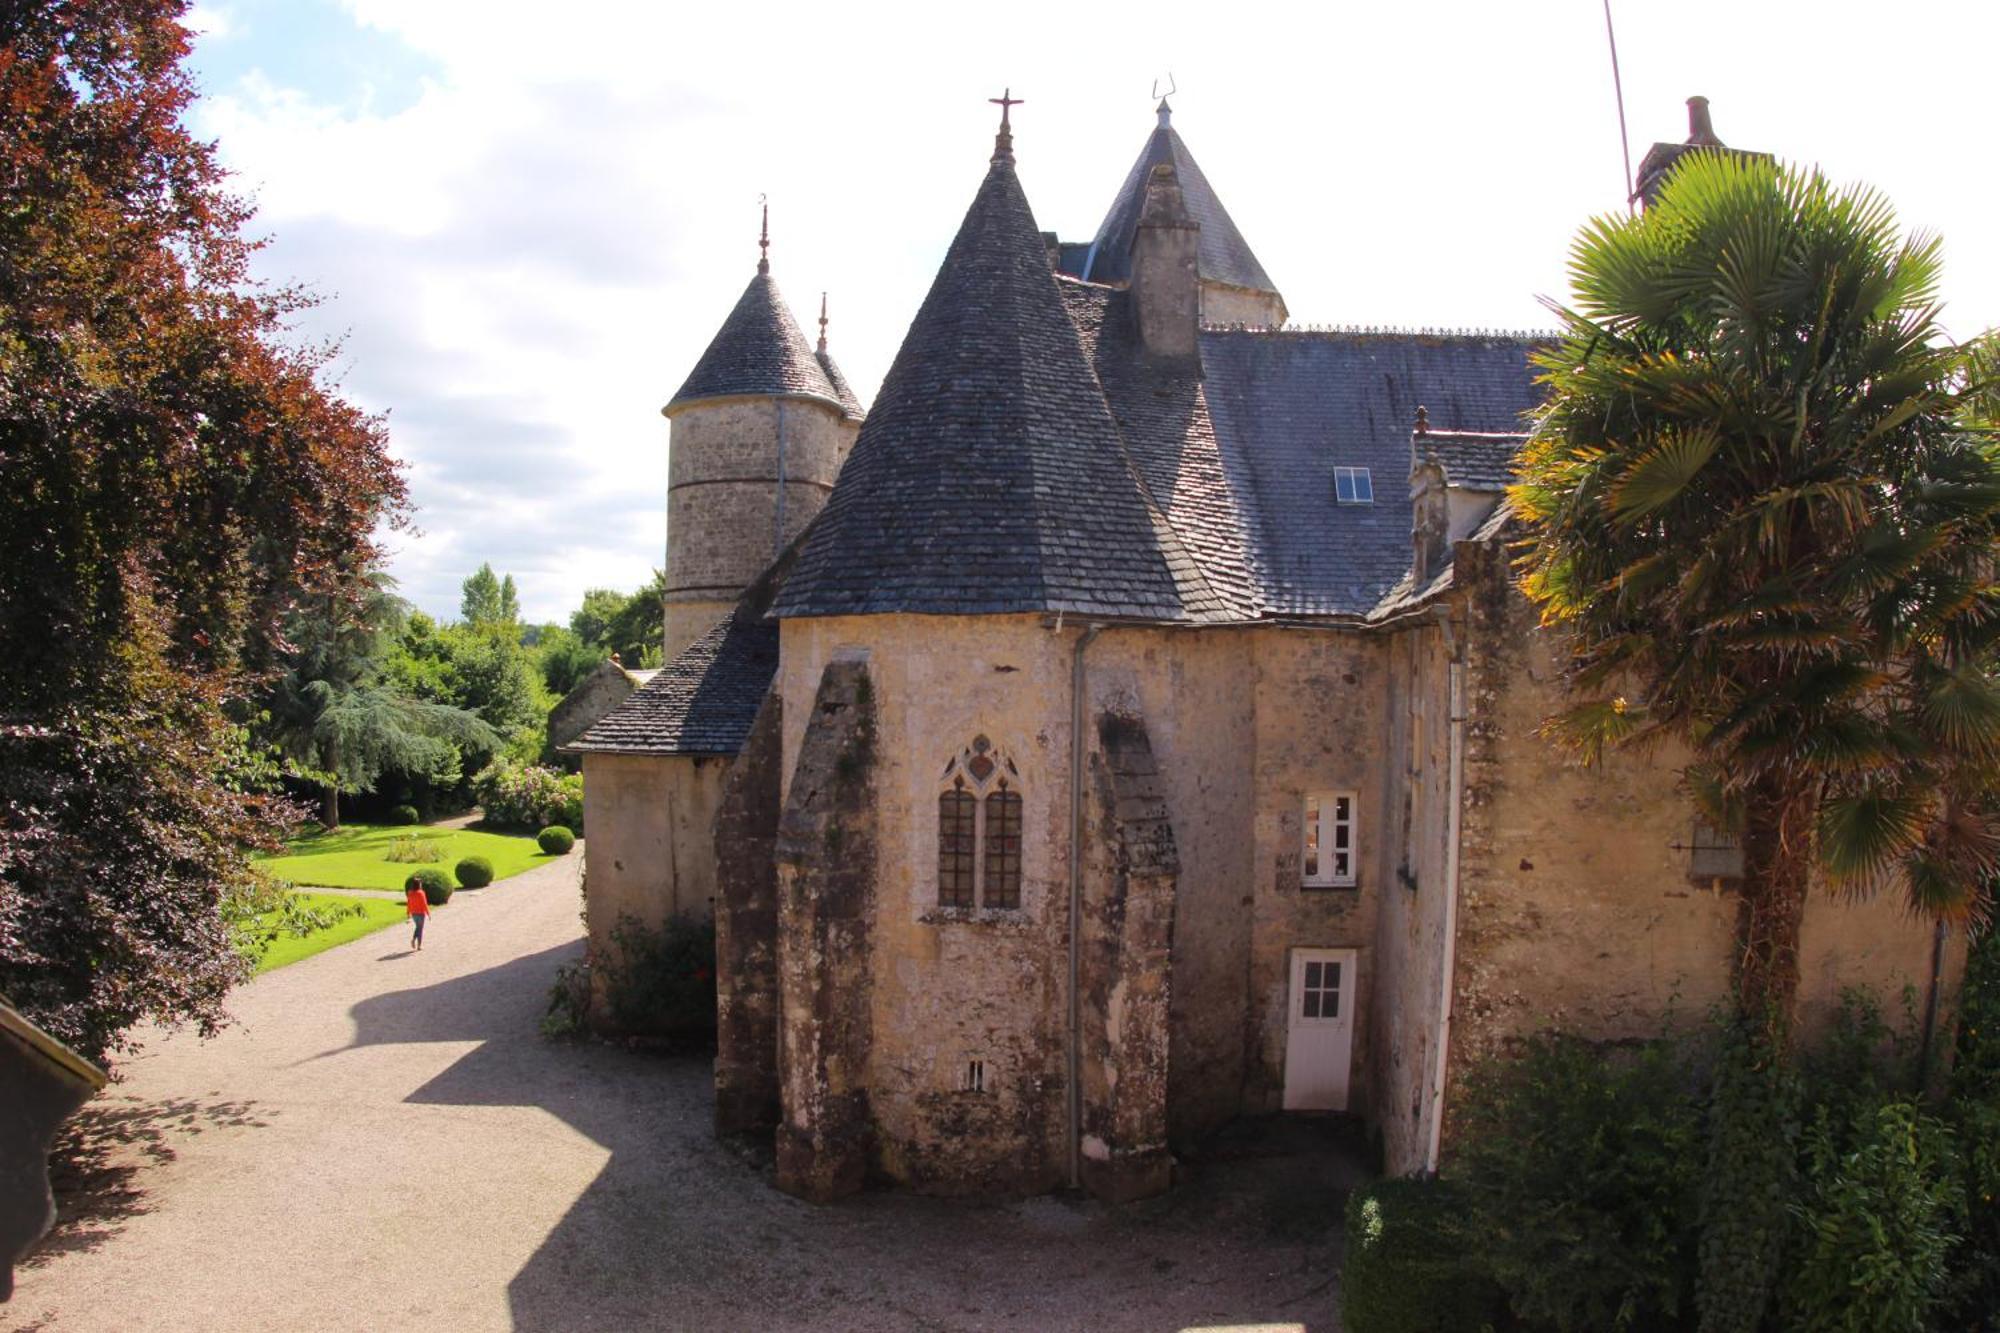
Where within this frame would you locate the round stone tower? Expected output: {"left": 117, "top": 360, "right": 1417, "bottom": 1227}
{"left": 661, "top": 219, "right": 863, "bottom": 661}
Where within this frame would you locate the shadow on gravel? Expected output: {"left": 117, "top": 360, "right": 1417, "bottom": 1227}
{"left": 31, "top": 1095, "right": 269, "bottom": 1264}
{"left": 322, "top": 937, "right": 1363, "bottom": 1331}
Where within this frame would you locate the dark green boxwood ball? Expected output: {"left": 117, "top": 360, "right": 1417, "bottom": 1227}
{"left": 388, "top": 804, "right": 421, "bottom": 826}
{"left": 455, "top": 856, "right": 494, "bottom": 888}
{"left": 537, "top": 825, "right": 575, "bottom": 856}
{"left": 409, "top": 866, "right": 453, "bottom": 905}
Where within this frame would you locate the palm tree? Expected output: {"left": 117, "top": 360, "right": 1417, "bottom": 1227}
{"left": 262, "top": 578, "right": 499, "bottom": 828}
{"left": 1512, "top": 152, "right": 2000, "bottom": 1030}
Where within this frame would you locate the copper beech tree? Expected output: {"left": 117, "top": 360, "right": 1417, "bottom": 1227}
{"left": 1514, "top": 153, "right": 2000, "bottom": 1034}
{"left": 0, "top": 1, "right": 405, "bottom": 1059}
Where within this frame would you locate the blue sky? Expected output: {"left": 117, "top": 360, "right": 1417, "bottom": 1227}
{"left": 181, "top": 0, "right": 2000, "bottom": 625}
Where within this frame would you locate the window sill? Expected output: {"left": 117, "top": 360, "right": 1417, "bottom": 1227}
{"left": 1300, "top": 880, "right": 1360, "bottom": 893}
{"left": 921, "top": 906, "right": 1032, "bottom": 927}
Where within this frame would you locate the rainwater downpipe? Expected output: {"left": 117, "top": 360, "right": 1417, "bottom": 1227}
{"left": 773, "top": 401, "right": 789, "bottom": 561}
{"left": 1067, "top": 621, "right": 1103, "bottom": 1192}
{"left": 1425, "top": 606, "right": 1466, "bottom": 1176}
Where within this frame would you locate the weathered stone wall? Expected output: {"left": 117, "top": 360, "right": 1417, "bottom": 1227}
{"left": 1438, "top": 536, "right": 1968, "bottom": 1152}
{"left": 546, "top": 659, "right": 641, "bottom": 753}
{"left": 773, "top": 618, "right": 1255, "bottom": 1192}
{"left": 579, "top": 751, "right": 726, "bottom": 1024}
{"left": 1371, "top": 621, "right": 1458, "bottom": 1174}
{"left": 1242, "top": 628, "right": 1393, "bottom": 1115}
{"left": 663, "top": 394, "right": 846, "bottom": 659}
{"left": 1199, "top": 281, "right": 1285, "bottom": 330}
{"left": 778, "top": 616, "right": 1070, "bottom": 1195}
{"left": 1084, "top": 632, "right": 1255, "bottom": 1146}
{"left": 714, "top": 689, "right": 782, "bottom": 1138}
{"left": 774, "top": 660, "right": 878, "bottom": 1202}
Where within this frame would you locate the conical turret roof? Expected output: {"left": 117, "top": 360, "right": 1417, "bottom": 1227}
{"left": 1080, "top": 101, "right": 1276, "bottom": 296}
{"left": 667, "top": 262, "right": 844, "bottom": 413}
{"left": 771, "top": 125, "right": 1203, "bottom": 621}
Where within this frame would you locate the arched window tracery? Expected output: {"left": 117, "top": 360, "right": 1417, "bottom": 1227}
{"left": 936, "top": 735, "right": 1023, "bottom": 912}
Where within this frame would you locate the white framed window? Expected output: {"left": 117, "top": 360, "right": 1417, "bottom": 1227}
{"left": 1303, "top": 791, "right": 1358, "bottom": 888}
{"left": 1333, "top": 466, "right": 1374, "bottom": 504}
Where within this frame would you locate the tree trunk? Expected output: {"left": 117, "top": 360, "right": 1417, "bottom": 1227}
{"left": 320, "top": 784, "right": 340, "bottom": 831}
{"left": 1735, "top": 778, "right": 1815, "bottom": 1038}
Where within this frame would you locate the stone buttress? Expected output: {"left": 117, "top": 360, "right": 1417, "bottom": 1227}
{"left": 1080, "top": 710, "right": 1178, "bottom": 1202}
{"left": 772, "top": 660, "right": 877, "bottom": 1202}
{"left": 712, "top": 687, "right": 783, "bottom": 1138}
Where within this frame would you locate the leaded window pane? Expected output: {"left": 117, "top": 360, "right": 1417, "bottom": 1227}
{"left": 983, "top": 789, "right": 1023, "bottom": 909}
{"left": 938, "top": 789, "right": 977, "bottom": 908}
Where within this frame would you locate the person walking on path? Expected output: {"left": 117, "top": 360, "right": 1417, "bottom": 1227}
{"left": 405, "top": 876, "right": 430, "bottom": 952}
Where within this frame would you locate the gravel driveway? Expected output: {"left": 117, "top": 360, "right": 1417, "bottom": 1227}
{"left": 11, "top": 854, "right": 1351, "bottom": 1332}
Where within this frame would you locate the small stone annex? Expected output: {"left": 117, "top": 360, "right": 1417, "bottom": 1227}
{"left": 566, "top": 95, "right": 1967, "bottom": 1202}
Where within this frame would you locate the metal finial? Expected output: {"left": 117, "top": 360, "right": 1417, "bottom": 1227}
{"left": 757, "top": 195, "right": 769, "bottom": 274}
{"left": 1415, "top": 404, "right": 1430, "bottom": 435}
{"left": 817, "top": 292, "right": 828, "bottom": 354}
{"left": 1152, "top": 73, "right": 1176, "bottom": 125}
{"left": 989, "top": 87, "right": 1023, "bottom": 163}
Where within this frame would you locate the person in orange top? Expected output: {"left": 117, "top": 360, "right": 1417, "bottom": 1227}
{"left": 405, "top": 875, "right": 431, "bottom": 951}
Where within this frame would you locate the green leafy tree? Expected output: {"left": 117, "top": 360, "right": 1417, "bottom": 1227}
{"left": 459, "top": 562, "right": 518, "bottom": 626}
{"left": 384, "top": 611, "right": 550, "bottom": 761}
{"left": 568, "top": 572, "right": 665, "bottom": 666}
{"left": 0, "top": 0, "right": 404, "bottom": 1059}
{"left": 1514, "top": 153, "right": 2000, "bottom": 1028}
{"left": 532, "top": 624, "right": 607, "bottom": 696}
{"left": 261, "top": 582, "right": 497, "bottom": 828}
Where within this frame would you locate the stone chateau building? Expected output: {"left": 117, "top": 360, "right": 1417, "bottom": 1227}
{"left": 568, "top": 96, "right": 1966, "bottom": 1202}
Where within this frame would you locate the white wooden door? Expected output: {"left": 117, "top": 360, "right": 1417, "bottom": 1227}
{"left": 1283, "top": 947, "right": 1357, "bottom": 1110}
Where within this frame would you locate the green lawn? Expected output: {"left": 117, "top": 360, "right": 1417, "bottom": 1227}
{"left": 253, "top": 892, "right": 408, "bottom": 974}
{"left": 256, "top": 821, "right": 556, "bottom": 891}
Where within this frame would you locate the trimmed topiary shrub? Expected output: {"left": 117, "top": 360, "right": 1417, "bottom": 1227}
{"left": 387, "top": 803, "right": 421, "bottom": 826}
{"left": 454, "top": 855, "right": 493, "bottom": 888}
{"left": 409, "top": 866, "right": 452, "bottom": 906}
{"left": 1342, "top": 1177, "right": 1502, "bottom": 1333}
{"left": 537, "top": 825, "right": 575, "bottom": 856}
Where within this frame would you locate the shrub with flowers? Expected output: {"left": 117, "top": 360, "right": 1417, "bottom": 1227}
{"left": 474, "top": 760, "right": 583, "bottom": 832}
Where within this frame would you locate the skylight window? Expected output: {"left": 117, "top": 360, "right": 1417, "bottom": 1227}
{"left": 1334, "top": 466, "right": 1374, "bottom": 504}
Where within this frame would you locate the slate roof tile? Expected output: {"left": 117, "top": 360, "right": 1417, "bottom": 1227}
{"left": 1067, "top": 103, "right": 1276, "bottom": 297}
{"left": 1199, "top": 328, "right": 1544, "bottom": 616}
{"left": 564, "top": 615, "right": 777, "bottom": 756}
{"left": 669, "top": 267, "right": 845, "bottom": 412}
{"left": 1418, "top": 428, "right": 1527, "bottom": 492}
{"left": 772, "top": 142, "right": 1192, "bottom": 622}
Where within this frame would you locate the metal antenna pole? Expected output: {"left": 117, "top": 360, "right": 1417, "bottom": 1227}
{"left": 1603, "top": 0, "right": 1635, "bottom": 213}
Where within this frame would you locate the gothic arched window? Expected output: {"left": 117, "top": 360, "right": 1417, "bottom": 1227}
{"left": 936, "top": 735, "right": 1023, "bottom": 911}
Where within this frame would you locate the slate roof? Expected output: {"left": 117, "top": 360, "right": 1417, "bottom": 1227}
{"left": 815, "top": 346, "right": 867, "bottom": 421}
{"left": 1065, "top": 102, "right": 1277, "bottom": 297}
{"left": 772, "top": 138, "right": 1210, "bottom": 622}
{"left": 565, "top": 615, "right": 777, "bottom": 756}
{"left": 668, "top": 265, "right": 845, "bottom": 413}
{"left": 1199, "top": 329, "right": 1544, "bottom": 616}
{"left": 1418, "top": 428, "right": 1525, "bottom": 492}
{"left": 1058, "top": 279, "right": 1262, "bottom": 618}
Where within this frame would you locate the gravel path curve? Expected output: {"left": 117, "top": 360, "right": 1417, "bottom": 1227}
{"left": 11, "top": 853, "right": 1346, "bottom": 1332}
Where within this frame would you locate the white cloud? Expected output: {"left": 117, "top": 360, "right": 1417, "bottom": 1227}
{"left": 192, "top": 0, "right": 2000, "bottom": 623}
{"left": 184, "top": 4, "right": 235, "bottom": 39}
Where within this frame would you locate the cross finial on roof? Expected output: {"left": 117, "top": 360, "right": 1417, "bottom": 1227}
{"left": 989, "top": 87, "right": 1022, "bottom": 163}
{"left": 817, "top": 291, "right": 829, "bottom": 355}
{"left": 757, "top": 196, "right": 770, "bottom": 275}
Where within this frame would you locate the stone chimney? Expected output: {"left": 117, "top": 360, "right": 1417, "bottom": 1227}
{"left": 1685, "top": 95, "right": 1720, "bottom": 146}
{"left": 1409, "top": 407, "right": 1449, "bottom": 584}
{"left": 1129, "top": 162, "right": 1199, "bottom": 360}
